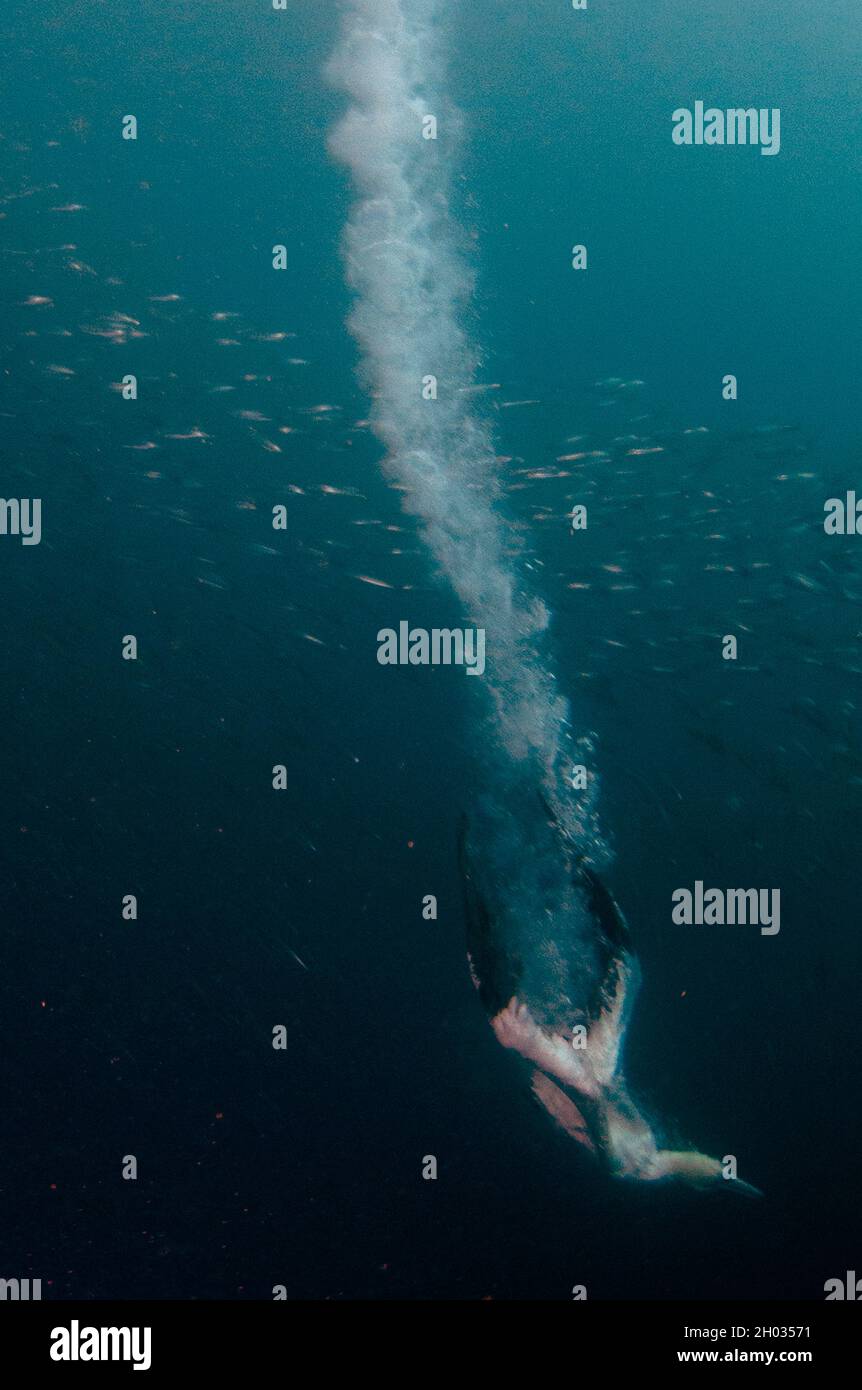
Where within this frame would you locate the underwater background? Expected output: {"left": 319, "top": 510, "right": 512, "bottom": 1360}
{"left": 1, "top": 0, "right": 860, "bottom": 1299}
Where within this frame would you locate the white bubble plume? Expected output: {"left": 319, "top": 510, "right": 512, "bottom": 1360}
{"left": 327, "top": 0, "right": 600, "bottom": 850}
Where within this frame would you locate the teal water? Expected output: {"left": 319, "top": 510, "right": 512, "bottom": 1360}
{"left": 1, "top": 0, "right": 860, "bottom": 1299}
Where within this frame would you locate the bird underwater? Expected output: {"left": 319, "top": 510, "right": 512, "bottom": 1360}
{"left": 459, "top": 793, "right": 763, "bottom": 1196}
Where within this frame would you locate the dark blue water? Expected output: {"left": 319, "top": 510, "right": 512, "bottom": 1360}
{"left": 1, "top": 0, "right": 860, "bottom": 1300}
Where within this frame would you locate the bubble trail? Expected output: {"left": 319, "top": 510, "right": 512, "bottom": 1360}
{"left": 326, "top": 0, "right": 598, "bottom": 849}
{"left": 325, "top": 1, "right": 761, "bottom": 1197}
